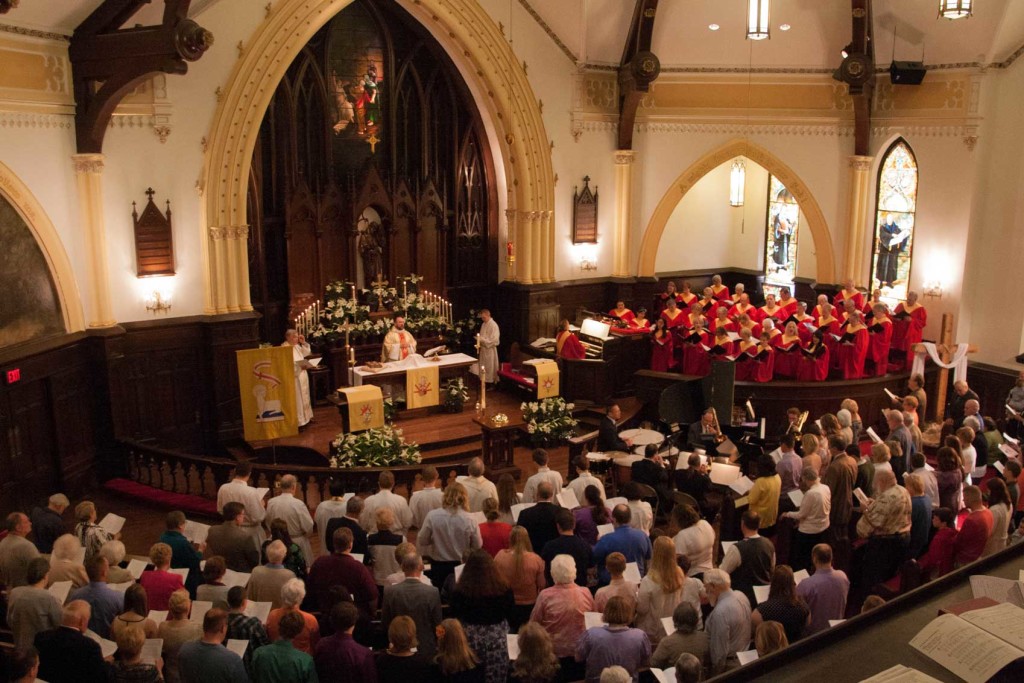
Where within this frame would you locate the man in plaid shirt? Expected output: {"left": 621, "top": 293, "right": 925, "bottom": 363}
{"left": 225, "top": 585, "right": 270, "bottom": 676}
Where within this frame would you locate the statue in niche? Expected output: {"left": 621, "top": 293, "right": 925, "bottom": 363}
{"left": 357, "top": 208, "right": 385, "bottom": 286}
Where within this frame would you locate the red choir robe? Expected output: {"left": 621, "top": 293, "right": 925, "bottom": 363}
{"left": 765, "top": 328, "right": 783, "bottom": 346}
{"left": 792, "top": 314, "right": 816, "bottom": 344}
{"left": 654, "top": 292, "right": 684, "bottom": 318}
{"left": 556, "top": 330, "right": 586, "bottom": 360}
{"left": 678, "top": 292, "right": 698, "bottom": 312}
{"left": 709, "top": 338, "right": 736, "bottom": 363}
{"left": 661, "top": 308, "right": 687, "bottom": 330}
{"left": 813, "top": 304, "right": 833, "bottom": 325}
{"left": 629, "top": 315, "right": 651, "bottom": 330}
{"left": 734, "top": 340, "right": 760, "bottom": 381}
{"left": 711, "top": 284, "right": 731, "bottom": 302}
{"left": 833, "top": 288, "right": 865, "bottom": 311}
{"left": 738, "top": 321, "right": 763, "bottom": 340}
{"left": 609, "top": 308, "right": 636, "bottom": 325}
{"left": 650, "top": 329, "right": 675, "bottom": 372}
{"left": 867, "top": 316, "right": 894, "bottom": 377}
{"left": 695, "top": 296, "right": 719, "bottom": 319}
{"left": 835, "top": 323, "right": 869, "bottom": 379}
{"left": 773, "top": 334, "right": 803, "bottom": 378}
{"left": 892, "top": 302, "right": 927, "bottom": 369}
{"left": 759, "top": 305, "right": 784, "bottom": 325}
{"left": 777, "top": 297, "right": 799, "bottom": 318}
{"left": 680, "top": 329, "right": 711, "bottom": 376}
{"left": 729, "top": 302, "right": 758, "bottom": 322}
{"left": 709, "top": 317, "right": 737, "bottom": 335}
{"left": 797, "top": 341, "right": 830, "bottom": 381}
{"left": 750, "top": 343, "right": 775, "bottom": 383}
{"left": 686, "top": 312, "right": 704, "bottom": 330}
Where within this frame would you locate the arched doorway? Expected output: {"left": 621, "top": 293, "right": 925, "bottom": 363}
{"left": 637, "top": 139, "right": 836, "bottom": 284}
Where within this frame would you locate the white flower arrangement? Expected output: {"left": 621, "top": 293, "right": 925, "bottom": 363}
{"left": 329, "top": 424, "right": 421, "bottom": 468}
{"left": 521, "top": 397, "right": 578, "bottom": 445}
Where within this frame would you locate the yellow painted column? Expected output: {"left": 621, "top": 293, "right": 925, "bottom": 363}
{"left": 233, "top": 224, "right": 254, "bottom": 312}
{"left": 538, "top": 210, "right": 554, "bottom": 283}
{"left": 208, "top": 226, "right": 230, "bottom": 314}
{"left": 516, "top": 210, "right": 535, "bottom": 285}
{"left": 71, "top": 154, "right": 116, "bottom": 327}
{"left": 843, "top": 155, "right": 874, "bottom": 287}
{"left": 613, "top": 150, "right": 636, "bottom": 278}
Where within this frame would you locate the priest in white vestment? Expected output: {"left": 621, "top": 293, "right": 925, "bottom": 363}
{"left": 477, "top": 309, "right": 500, "bottom": 384}
{"left": 265, "top": 474, "right": 315, "bottom": 568}
{"left": 282, "top": 329, "right": 313, "bottom": 427}
{"left": 381, "top": 315, "right": 417, "bottom": 361}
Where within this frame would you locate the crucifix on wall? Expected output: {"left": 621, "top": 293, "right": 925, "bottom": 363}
{"left": 911, "top": 313, "right": 978, "bottom": 421}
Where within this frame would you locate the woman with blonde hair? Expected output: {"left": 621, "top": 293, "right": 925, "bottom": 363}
{"left": 73, "top": 501, "right": 116, "bottom": 562}
{"left": 510, "top": 621, "right": 559, "bottom": 683}
{"left": 419, "top": 482, "right": 482, "bottom": 586}
{"left": 109, "top": 625, "right": 162, "bottom": 683}
{"left": 840, "top": 399, "right": 862, "bottom": 438}
{"left": 157, "top": 589, "right": 201, "bottom": 683}
{"left": 870, "top": 442, "right": 893, "bottom": 480}
{"left": 801, "top": 434, "right": 822, "bottom": 475}
{"left": 139, "top": 542, "right": 185, "bottom": 611}
{"left": 754, "top": 621, "right": 789, "bottom": 657}
{"left": 637, "top": 536, "right": 701, "bottom": 644}
{"left": 494, "top": 526, "right": 546, "bottom": 630}
{"left": 435, "top": 618, "right": 485, "bottom": 682}
{"left": 48, "top": 533, "right": 88, "bottom": 588}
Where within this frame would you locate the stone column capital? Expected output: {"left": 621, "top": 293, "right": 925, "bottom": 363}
{"left": 848, "top": 155, "right": 873, "bottom": 171}
{"left": 614, "top": 150, "right": 637, "bottom": 165}
{"left": 71, "top": 154, "right": 105, "bottom": 174}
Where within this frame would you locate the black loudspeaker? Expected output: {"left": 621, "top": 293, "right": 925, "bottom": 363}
{"left": 703, "top": 362, "right": 736, "bottom": 427}
{"left": 890, "top": 61, "right": 927, "bottom": 86}
{"left": 659, "top": 378, "right": 705, "bottom": 427}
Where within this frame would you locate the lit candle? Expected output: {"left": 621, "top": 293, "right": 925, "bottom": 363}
{"left": 403, "top": 279, "right": 407, "bottom": 300}
{"left": 351, "top": 284, "right": 357, "bottom": 302}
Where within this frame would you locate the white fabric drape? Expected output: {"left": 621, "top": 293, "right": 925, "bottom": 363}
{"left": 910, "top": 342, "right": 970, "bottom": 383}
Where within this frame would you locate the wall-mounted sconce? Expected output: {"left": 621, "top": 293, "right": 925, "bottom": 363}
{"left": 580, "top": 255, "right": 598, "bottom": 272}
{"left": 146, "top": 290, "right": 172, "bottom": 314}
{"left": 922, "top": 281, "right": 943, "bottom": 299}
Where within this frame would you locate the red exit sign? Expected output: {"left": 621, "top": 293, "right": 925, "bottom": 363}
{"left": 5, "top": 368, "right": 20, "bottom": 384}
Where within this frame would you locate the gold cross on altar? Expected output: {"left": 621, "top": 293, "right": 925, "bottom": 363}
{"left": 370, "top": 272, "right": 388, "bottom": 289}
{"left": 367, "top": 132, "right": 379, "bottom": 154}
{"left": 911, "top": 313, "right": 979, "bottom": 421}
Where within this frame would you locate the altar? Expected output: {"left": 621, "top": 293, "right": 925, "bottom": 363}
{"left": 350, "top": 352, "right": 478, "bottom": 386}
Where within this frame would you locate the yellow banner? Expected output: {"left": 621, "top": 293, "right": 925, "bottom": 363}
{"left": 339, "top": 385, "right": 384, "bottom": 432}
{"left": 236, "top": 347, "right": 299, "bottom": 441}
{"left": 534, "top": 360, "right": 560, "bottom": 399}
{"left": 406, "top": 364, "right": 440, "bottom": 409}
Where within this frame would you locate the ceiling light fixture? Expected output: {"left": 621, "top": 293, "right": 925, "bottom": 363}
{"left": 841, "top": 42, "right": 853, "bottom": 59}
{"left": 709, "top": 23, "right": 720, "bottom": 31}
{"left": 938, "top": 0, "right": 973, "bottom": 20}
{"left": 746, "top": 0, "right": 770, "bottom": 40}
{"left": 779, "top": 23, "right": 791, "bottom": 31}
{"left": 730, "top": 159, "right": 746, "bottom": 207}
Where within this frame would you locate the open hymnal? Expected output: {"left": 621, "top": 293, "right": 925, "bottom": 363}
{"left": 969, "top": 574, "right": 1024, "bottom": 608}
{"left": 557, "top": 489, "right": 581, "bottom": 510}
{"left": 998, "top": 444, "right": 1018, "bottom": 462}
{"left": 728, "top": 476, "right": 754, "bottom": 496}
{"left": 859, "top": 665, "right": 944, "bottom": 683}
{"left": 721, "top": 540, "right": 737, "bottom": 556}
{"left": 910, "top": 603, "right": 1024, "bottom": 683}
{"left": 753, "top": 585, "right": 771, "bottom": 604}
{"left": 350, "top": 553, "right": 364, "bottom": 563}
{"left": 98, "top": 513, "right": 126, "bottom": 535}
{"left": 183, "top": 520, "right": 210, "bottom": 545}
{"left": 867, "top": 427, "right": 883, "bottom": 444}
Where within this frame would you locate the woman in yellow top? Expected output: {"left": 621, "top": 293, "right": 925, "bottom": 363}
{"left": 749, "top": 453, "right": 782, "bottom": 536}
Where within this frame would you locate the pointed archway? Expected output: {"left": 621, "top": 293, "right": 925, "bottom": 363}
{"left": 636, "top": 139, "right": 836, "bottom": 283}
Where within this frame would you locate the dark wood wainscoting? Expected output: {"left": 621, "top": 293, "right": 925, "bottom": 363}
{"left": 966, "top": 362, "right": 1021, "bottom": 425}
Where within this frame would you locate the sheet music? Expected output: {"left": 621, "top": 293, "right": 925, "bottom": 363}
{"left": 787, "top": 490, "right": 804, "bottom": 508}
{"left": 884, "top": 388, "right": 899, "bottom": 402}
{"left": 728, "top": 476, "right": 754, "bottom": 496}
{"left": 1004, "top": 433, "right": 1019, "bottom": 445}
{"left": 127, "top": 558, "right": 148, "bottom": 580}
{"left": 721, "top": 540, "right": 737, "bottom": 555}
{"left": 597, "top": 524, "right": 614, "bottom": 539}
{"left": 661, "top": 616, "right": 675, "bottom": 636}
{"left": 189, "top": 600, "right": 213, "bottom": 623}
{"left": 909, "top": 613, "right": 1022, "bottom": 683}
{"left": 998, "top": 445, "right": 1017, "bottom": 462}
{"left": 960, "top": 602, "right": 1024, "bottom": 650}
{"left": 709, "top": 462, "right": 741, "bottom": 486}
{"left": 867, "top": 427, "right": 882, "bottom": 444}
{"left": 149, "top": 610, "right": 168, "bottom": 626}
{"left": 860, "top": 665, "right": 945, "bottom": 683}
{"left": 793, "top": 569, "right": 811, "bottom": 584}
{"left": 350, "top": 553, "right": 364, "bottom": 563}
{"left": 624, "top": 562, "right": 642, "bottom": 584}
{"left": 467, "top": 511, "right": 486, "bottom": 525}
{"left": 969, "top": 574, "right": 1024, "bottom": 607}
{"left": 222, "top": 569, "right": 251, "bottom": 589}
{"left": 98, "top": 513, "right": 126, "bottom": 535}
{"left": 255, "top": 487, "right": 270, "bottom": 500}
{"left": 86, "top": 631, "right": 117, "bottom": 658}
{"left": 733, "top": 496, "right": 749, "bottom": 508}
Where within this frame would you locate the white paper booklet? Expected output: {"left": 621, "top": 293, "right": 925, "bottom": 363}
{"left": 728, "top": 476, "right": 754, "bottom": 496}
{"left": 623, "top": 562, "right": 642, "bottom": 584}
{"left": 183, "top": 520, "right": 210, "bottom": 544}
{"left": 47, "top": 580, "right": 72, "bottom": 605}
{"left": 507, "top": 633, "right": 520, "bottom": 661}
{"left": 227, "top": 639, "right": 249, "bottom": 658}
{"left": 584, "top": 611, "right": 606, "bottom": 630}
{"left": 189, "top": 600, "right": 213, "bottom": 623}
{"left": 787, "top": 489, "right": 804, "bottom": 508}
{"left": 866, "top": 427, "right": 882, "bottom": 444}
{"left": 127, "top": 558, "right": 149, "bottom": 580}
{"left": 557, "top": 489, "right": 581, "bottom": 510}
{"left": 139, "top": 639, "right": 164, "bottom": 665}
{"left": 859, "top": 665, "right": 944, "bottom": 683}
{"left": 98, "top": 513, "right": 126, "bottom": 535}
{"left": 243, "top": 601, "right": 272, "bottom": 624}
{"left": 511, "top": 502, "right": 535, "bottom": 522}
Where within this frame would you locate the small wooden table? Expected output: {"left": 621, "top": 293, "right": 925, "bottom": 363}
{"left": 474, "top": 413, "right": 523, "bottom": 479}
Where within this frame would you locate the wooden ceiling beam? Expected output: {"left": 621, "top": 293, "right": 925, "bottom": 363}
{"left": 617, "top": 0, "right": 660, "bottom": 151}
{"left": 835, "top": 0, "right": 876, "bottom": 156}
{"left": 70, "top": 0, "right": 213, "bottom": 154}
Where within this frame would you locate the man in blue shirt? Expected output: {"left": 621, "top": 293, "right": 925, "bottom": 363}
{"left": 179, "top": 608, "right": 249, "bottom": 683}
{"left": 593, "top": 504, "right": 652, "bottom": 585}
{"left": 68, "top": 555, "right": 124, "bottom": 638}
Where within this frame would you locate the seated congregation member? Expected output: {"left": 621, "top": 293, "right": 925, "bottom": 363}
{"left": 710, "top": 274, "right": 730, "bottom": 302}
{"left": 556, "top": 319, "right": 586, "bottom": 359}
{"left": 749, "top": 455, "right": 782, "bottom": 536}
{"left": 0, "top": 513, "right": 39, "bottom": 590}
{"left": 159, "top": 590, "right": 204, "bottom": 683}
{"left": 917, "top": 508, "right": 958, "bottom": 579}
{"left": 48, "top": 533, "right": 89, "bottom": 588}
{"left": 69, "top": 555, "right": 124, "bottom": 638}
{"left": 637, "top": 537, "right": 702, "bottom": 646}
{"left": 206, "top": 502, "right": 260, "bottom": 572}
{"left": 360, "top": 469, "right": 413, "bottom": 534}
{"left": 196, "top": 555, "right": 230, "bottom": 606}
{"left": 523, "top": 449, "right": 564, "bottom": 503}
{"left": 314, "top": 602, "right": 376, "bottom": 683}
{"left": 253, "top": 610, "right": 317, "bottom": 683}
{"left": 324, "top": 495, "right": 367, "bottom": 555}
{"left": 418, "top": 483, "right": 483, "bottom": 587}
{"left": 531, "top": 554, "right": 594, "bottom": 680}
{"left": 632, "top": 444, "right": 673, "bottom": 513}
{"left": 594, "top": 505, "right": 652, "bottom": 585}
{"left": 675, "top": 454, "right": 712, "bottom": 515}
{"left": 795, "top": 544, "right": 849, "bottom": 636}
{"left": 225, "top": 586, "right": 270, "bottom": 678}
{"left": 109, "top": 627, "right": 163, "bottom": 683}
{"left": 650, "top": 602, "right": 708, "bottom": 671}
{"left": 34, "top": 601, "right": 109, "bottom": 683}
{"left": 7, "top": 557, "right": 61, "bottom": 649}
{"left": 750, "top": 565, "right": 809, "bottom": 645}
{"left": 267, "top": 578, "right": 319, "bottom": 655}
{"left": 703, "top": 569, "right": 752, "bottom": 674}
{"left": 178, "top": 608, "right": 249, "bottom": 683}
{"left": 796, "top": 328, "right": 829, "bottom": 381}
{"left": 494, "top": 527, "right": 547, "bottom": 630}
{"left": 855, "top": 469, "right": 912, "bottom": 590}
{"left": 661, "top": 298, "right": 687, "bottom": 329}
{"left": 598, "top": 404, "right": 632, "bottom": 452}
{"left": 308, "top": 527, "right": 377, "bottom": 619}
{"left": 834, "top": 310, "right": 869, "bottom": 379}
{"left": 892, "top": 291, "right": 927, "bottom": 369}
{"left": 649, "top": 317, "right": 675, "bottom": 372}
{"left": 450, "top": 550, "right": 515, "bottom": 683}
{"left": 546, "top": 508, "right": 595, "bottom": 584}
{"left": 376, "top": 615, "right": 440, "bottom": 681}
{"left": 249, "top": 539, "right": 297, "bottom": 609}
{"left": 461, "top": 457, "right": 499, "bottom": 512}
{"left": 519, "top": 482, "right": 562, "bottom": 555}
{"left": 576, "top": 596, "right": 651, "bottom": 683}
{"left": 630, "top": 308, "right": 651, "bottom": 330}
{"left": 480, "top": 498, "right": 512, "bottom": 557}
{"left": 382, "top": 551, "right": 442, "bottom": 658}
{"left": 772, "top": 322, "right": 803, "bottom": 379}
{"left": 866, "top": 304, "right": 893, "bottom": 376}
{"left": 609, "top": 300, "right": 636, "bottom": 325}
{"left": 671, "top": 504, "right": 715, "bottom": 580}
{"left": 593, "top": 553, "right": 637, "bottom": 613}
{"left": 680, "top": 321, "right": 711, "bottom": 376}
{"left": 111, "top": 583, "right": 159, "bottom": 641}
{"left": 435, "top": 618, "right": 486, "bottom": 683}
{"left": 720, "top": 511, "right": 775, "bottom": 607}
{"left": 781, "top": 467, "right": 831, "bottom": 572}
{"left": 833, "top": 278, "right": 865, "bottom": 311}
{"left": 266, "top": 474, "right": 315, "bottom": 568}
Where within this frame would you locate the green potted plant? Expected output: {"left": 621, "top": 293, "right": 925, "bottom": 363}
{"left": 442, "top": 377, "right": 470, "bottom": 413}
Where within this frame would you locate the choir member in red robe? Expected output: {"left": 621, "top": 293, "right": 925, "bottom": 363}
{"left": 777, "top": 286, "right": 798, "bottom": 318}
{"left": 736, "top": 313, "right": 762, "bottom": 341}
{"left": 709, "top": 328, "right": 736, "bottom": 362}
{"left": 812, "top": 294, "right": 832, "bottom": 324}
{"left": 729, "top": 293, "right": 757, "bottom": 322}
{"left": 835, "top": 311, "right": 869, "bottom": 379}
{"left": 833, "top": 278, "right": 865, "bottom": 311}
{"left": 685, "top": 306, "right": 705, "bottom": 330}
{"left": 759, "top": 293, "right": 784, "bottom": 326}
{"left": 556, "top": 319, "right": 586, "bottom": 360}
{"left": 654, "top": 281, "right": 683, "bottom": 317}
{"left": 709, "top": 307, "right": 736, "bottom": 335}
{"left": 649, "top": 318, "right": 675, "bottom": 372}
{"left": 774, "top": 322, "right": 804, "bottom": 379}
{"left": 797, "top": 329, "right": 830, "bottom": 381}
{"left": 892, "top": 291, "right": 927, "bottom": 369}
{"left": 791, "top": 301, "right": 816, "bottom": 343}
{"left": 697, "top": 287, "right": 719, "bottom": 319}
{"left": 608, "top": 300, "right": 636, "bottom": 326}
{"left": 734, "top": 329, "right": 759, "bottom": 381}
{"left": 630, "top": 308, "right": 651, "bottom": 330}
{"left": 680, "top": 321, "right": 711, "bottom": 376}
{"left": 678, "top": 281, "right": 698, "bottom": 312}
{"left": 710, "top": 274, "right": 731, "bottom": 303}
{"left": 866, "top": 304, "right": 893, "bottom": 377}
{"left": 862, "top": 289, "right": 887, "bottom": 322}
{"left": 762, "top": 319, "right": 783, "bottom": 346}
{"left": 837, "top": 299, "right": 859, "bottom": 328}
{"left": 660, "top": 298, "right": 687, "bottom": 330}
{"left": 751, "top": 332, "right": 776, "bottom": 383}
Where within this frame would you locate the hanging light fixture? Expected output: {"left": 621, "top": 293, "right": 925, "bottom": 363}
{"left": 938, "top": 0, "right": 973, "bottom": 20}
{"left": 730, "top": 159, "right": 746, "bottom": 207}
{"left": 747, "top": 0, "right": 771, "bottom": 40}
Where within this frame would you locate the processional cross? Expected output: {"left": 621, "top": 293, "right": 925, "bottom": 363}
{"left": 911, "top": 313, "right": 978, "bottom": 421}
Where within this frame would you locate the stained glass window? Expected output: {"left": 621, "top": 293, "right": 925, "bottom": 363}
{"left": 764, "top": 175, "right": 800, "bottom": 288}
{"left": 871, "top": 140, "right": 918, "bottom": 305}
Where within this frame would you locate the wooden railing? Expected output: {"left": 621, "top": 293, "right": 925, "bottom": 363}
{"left": 118, "top": 439, "right": 468, "bottom": 511}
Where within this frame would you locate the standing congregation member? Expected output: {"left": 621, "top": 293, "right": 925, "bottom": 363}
{"left": 594, "top": 505, "right": 652, "bottom": 585}
{"left": 206, "top": 502, "right": 260, "bottom": 572}
{"left": 409, "top": 465, "right": 444, "bottom": 528}
{"left": 575, "top": 596, "right": 651, "bottom": 683}
{"left": 781, "top": 467, "right": 831, "bottom": 572}
{"left": 522, "top": 450, "right": 564, "bottom": 503}
{"left": 477, "top": 309, "right": 500, "bottom": 385}
{"left": 855, "top": 469, "right": 911, "bottom": 595}
{"left": 266, "top": 578, "right": 320, "bottom": 656}
{"left": 494, "top": 526, "right": 546, "bottom": 630}
{"left": 531, "top": 554, "right": 593, "bottom": 680}
{"left": 594, "top": 553, "right": 638, "bottom": 613}
{"left": 225, "top": 586, "right": 270, "bottom": 678}
{"left": 720, "top": 510, "right": 775, "bottom": 607}
{"left": 462, "top": 457, "right": 499, "bottom": 512}
{"left": 450, "top": 550, "right": 515, "bottom": 683}
{"left": 178, "top": 608, "right": 249, "bottom": 683}
{"left": 418, "top": 483, "right": 482, "bottom": 587}
{"left": 751, "top": 565, "right": 809, "bottom": 645}
{"left": 34, "top": 601, "right": 109, "bottom": 683}
{"left": 252, "top": 610, "right": 317, "bottom": 683}
{"left": 109, "top": 627, "right": 163, "bottom": 683}
{"left": 650, "top": 602, "right": 709, "bottom": 671}
{"left": 541, "top": 509, "right": 594, "bottom": 586}
{"left": 954, "top": 486, "right": 994, "bottom": 567}
{"left": 567, "top": 455, "right": 606, "bottom": 502}
{"left": 308, "top": 527, "right": 377, "bottom": 620}
{"left": 282, "top": 328, "right": 314, "bottom": 428}
{"left": 517, "top": 482, "right": 562, "bottom": 555}
{"left": 249, "top": 540, "right": 296, "bottom": 608}
{"left": 796, "top": 545, "right": 849, "bottom": 635}
{"left": 161, "top": 511, "right": 205, "bottom": 597}
{"left": 159, "top": 590, "right": 204, "bottom": 683}
{"left": 479, "top": 498, "right": 512, "bottom": 557}
{"left": 637, "top": 537, "right": 699, "bottom": 646}
{"left": 984, "top": 478, "right": 1012, "bottom": 557}
{"left": 376, "top": 615, "right": 440, "bottom": 680}
{"left": 267, "top": 474, "right": 316, "bottom": 568}
{"left": 703, "top": 569, "right": 752, "bottom": 675}
{"left": 314, "top": 602, "right": 376, "bottom": 682}
{"left": 360, "top": 470, "right": 413, "bottom": 534}
{"left": 382, "top": 551, "right": 442, "bottom": 657}
{"left": 29, "top": 493, "right": 69, "bottom": 554}
{"left": 324, "top": 495, "right": 367, "bottom": 555}
{"left": 140, "top": 542, "right": 185, "bottom": 611}
{"left": 917, "top": 508, "right": 958, "bottom": 579}
{"left": 671, "top": 504, "right": 715, "bottom": 580}
{"left": 217, "top": 461, "right": 268, "bottom": 546}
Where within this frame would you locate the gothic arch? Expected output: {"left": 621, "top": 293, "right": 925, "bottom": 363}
{"left": 201, "top": 0, "right": 555, "bottom": 313}
{"left": 0, "top": 160, "right": 85, "bottom": 333}
{"left": 636, "top": 139, "right": 836, "bottom": 283}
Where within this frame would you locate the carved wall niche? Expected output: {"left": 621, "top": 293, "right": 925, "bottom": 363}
{"left": 132, "top": 187, "right": 174, "bottom": 277}
{"left": 572, "top": 176, "right": 599, "bottom": 244}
